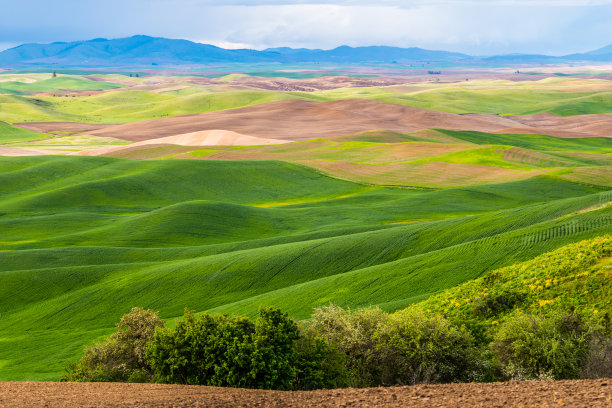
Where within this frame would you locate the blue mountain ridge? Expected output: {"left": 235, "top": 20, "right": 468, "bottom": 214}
{"left": 0, "top": 35, "right": 610, "bottom": 66}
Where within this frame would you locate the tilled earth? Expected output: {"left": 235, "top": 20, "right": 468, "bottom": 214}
{"left": 0, "top": 380, "right": 610, "bottom": 407}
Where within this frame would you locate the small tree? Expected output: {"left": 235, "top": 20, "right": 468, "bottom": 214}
{"left": 293, "top": 332, "right": 348, "bottom": 390}
{"left": 146, "top": 309, "right": 255, "bottom": 386}
{"left": 62, "top": 307, "right": 164, "bottom": 382}
{"left": 146, "top": 306, "right": 301, "bottom": 389}
{"left": 307, "top": 304, "right": 386, "bottom": 387}
{"left": 373, "top": 309, "right": 478, "bottom": 385}
{"left": 491, "top": 312, "right": 589, "bottom": 380}
{"left": 249, "top": 306, "right": 300, "bottom": 390}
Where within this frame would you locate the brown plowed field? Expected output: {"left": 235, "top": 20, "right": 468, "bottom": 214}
{"left": 504, "top": 113, "right": 612, "bottom": 138}
{"left": 85, "top": 99, "right": 612, "bottom": 143}
{"left": 191, "top": 74, "right": 407, "bottom": 91}
{"left": 0, "top": 380, "right": 609, "bottom": 407}
{"left": 14, "top": 122, "right": 114, "bottom": 134}
{"left": 85, "top": 99, "right": 527, "bottom": 142}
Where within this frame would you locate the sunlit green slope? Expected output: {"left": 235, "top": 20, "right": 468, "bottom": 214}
{"left": 0, "top": 76, "right": 123, "bottom": 95}
{"left": 0, "top": 121, "right": 48, "bottom": 143}
{"left": 0, "top": 155, "right": 610, "bottom": 380}
{"left": 413, "top": 235, "right": 611, "bottom": 343}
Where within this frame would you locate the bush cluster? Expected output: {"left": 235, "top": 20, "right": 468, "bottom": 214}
{"left": 146, "top": 307, "right": 313, "bottom": 389}
{"left": 62, "top": 307, "right": 164, "bottom": 382}
{"left": 64, "top": 304, "right": 611, "bottom": 388}
{"left": 306, "top": 305, "right": 481, "bottom": 386}
{"left": 64, "top": 306, "right": 346, "bottom": 390}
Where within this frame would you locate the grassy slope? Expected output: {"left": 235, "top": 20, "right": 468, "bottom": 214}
{"left": 0, "top": 121, "right": 49, "bottom": 143}
{"left": 180, "top": 130, "right": 612, "bottom": 188}
{"left": 314, "top": 78, "right": 612, "bottom": 116}
{"left": 0, "top": 76, "right": 123, "bottom": 95}
{"left": 437, "top": 129, "right": 612, "bottom": 152}
{"left": 1, "top": 77, "right": 611, "bottom": 123}
{"left": 0, "top": 155, "right": 610, "bottom": 380}
{"left": 413, "top": 235, "right": 612, "bottom": 342}
{"left": 0, "top": 89, "right": 321, "bottom": 123}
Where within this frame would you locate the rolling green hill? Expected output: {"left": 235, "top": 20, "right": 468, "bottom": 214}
{"left": 0, "top": 155, "right": 610, "bottom": 380}
{"left": 0, "top": 88, "right": 319, "bottom": 123}
{"left": 1, "top": 72, "right": 611, "bottom": 382}
{"left": 413, "top": 235, "right": 611, "bottom": 343}
{"left": 178, "top": 130, "right": 612, "bottom": 188}
{"left": 0, "top": 76, "right": 123, "bottom": 95}
{"left": 1, "top": 76, "right": 611, "bottom": 124}
{"left": 315, "top": 85, "right": 612, "bottom": 116}
{"left": 0, "top": 121, "right": 49, "bottom": 143}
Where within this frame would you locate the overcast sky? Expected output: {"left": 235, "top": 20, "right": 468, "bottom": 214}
{"left": 1, "top": 0, "right": 611, "bottom": 55}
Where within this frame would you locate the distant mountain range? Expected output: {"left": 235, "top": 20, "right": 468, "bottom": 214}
{"left": 0, "top": 35, "right": 610, "bottom": 66}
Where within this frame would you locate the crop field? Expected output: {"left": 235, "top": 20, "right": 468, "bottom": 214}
{"left": 173, "top": 130, "right": 612, "bottom": 187}
{"left": 0, "top": 155, "right": 610, "bottom": 380}
{"left": 0, "top": 68, "right": 611, "bottom": 382}
{"left": 1, "top": 72, "right": 612, "bottom": 124}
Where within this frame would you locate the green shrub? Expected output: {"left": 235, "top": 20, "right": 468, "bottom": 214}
{"left": 306, "top": 304, "right": 386, "bottom": 387}
{"left": 471, "top": 288, "right": 528, "bottom": 318}
{"left": 293, "top": 333, "right": 349, "bottom": 390}
{"left": 146, "top": 306, "right": 300, "bottom": 389}
{"left": 60, "top": 300, "right": 610, "bottom": 388}
{"left": 146, "top": 309, "right": 255, "bottom": 386}
{"left": 62, "top": 307, "right": 164, "bottom": 382}
{"left": 249, "top": 306, "right": 300, "bottom": 390}
{"left": 373, "top": 309, "right": 480, "bottom": 385}
{"left": 491, "top": 312, "right": 589, "bottom": 380}
{"left": 306, "top": 305, "right": 482, "bottom": 386}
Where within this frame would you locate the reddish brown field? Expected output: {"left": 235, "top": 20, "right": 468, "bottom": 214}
{"left": 77, "top": 100, "right": 612, "bottom": 143}
{"left": 0, "top": 380, "right": 609, "bottom": 407}
{"left": 190, "top": 74, "right": 407, "bottom": 91}
{"left": 86, "top": 99, "right": 516, "bottom": 142}
{"left": 296, "top": 160, "right": 549, "bottom": 188}
{"left": 501, "top": 113, "right": 612, "bottom": 139}
{"left": 14, "top": 122, "right": 114, "bottom": 134}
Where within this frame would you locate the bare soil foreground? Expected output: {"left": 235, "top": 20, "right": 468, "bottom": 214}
{"left": 1, "top": 380, "right": 609, "bottom": 408}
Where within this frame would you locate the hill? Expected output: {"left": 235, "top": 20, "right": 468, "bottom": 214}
{"left": 2, "top": 36, "right": 612, "bottom": 67}
{"left": 0, "top": 36, "right": 469, "bottom": 66}
{"left": 0, "top": 121, "right": 48, "bottom": 144}
{"left": 566, "top": 43, "right": 612, "bottom": 62}
{"left": 415, "top": 235, "right": 611, "bottom": 342}
{"left": 0, "top": 153, "right": 610, "bottom": 380}
{"left": 2, "top": 76, "right": 612, "bottom": 126}
{"left": 37, "top": 98, "right": 612, "bottom": 143}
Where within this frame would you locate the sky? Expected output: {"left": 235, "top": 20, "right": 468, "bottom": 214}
{"left": 1, "top": 0, "right": 612, "bottom": 55}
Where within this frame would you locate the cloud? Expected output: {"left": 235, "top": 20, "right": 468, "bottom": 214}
{"left": 150, "top": 0, "right": 612, "bottom": 4}
{"left": 0, "top": 42, "right": 17, "bottom": 52}
{"left": 153, "top": 0, "right": 612, "bottom": 5}
{"left": 0, "top": 0, "right": 611, "bottom": 55}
